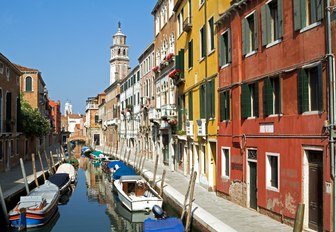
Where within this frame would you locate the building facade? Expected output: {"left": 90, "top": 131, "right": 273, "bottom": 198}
{"left": 216, "top": 0, "right": 331, "bottom": 231}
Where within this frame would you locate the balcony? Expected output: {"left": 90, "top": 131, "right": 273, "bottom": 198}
{"left": 161, "top": 105, "right": 177, "bottom": 120}
{"left": 183, "top": 17, "right": 192, "bottom": 32}
{"left": 86, "top": 103, "right": 98, "bottom": 111}
{"left": 169, "top": 69, "right": 184, "bottom": 86}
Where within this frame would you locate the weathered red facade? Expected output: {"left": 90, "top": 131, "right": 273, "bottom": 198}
{"left": 217, "top": 1, "right": 332, "bottom": 231}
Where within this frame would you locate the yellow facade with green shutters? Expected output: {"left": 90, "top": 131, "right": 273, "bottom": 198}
{"left": 174, "top": 0, "right": 230, "bottom": 190}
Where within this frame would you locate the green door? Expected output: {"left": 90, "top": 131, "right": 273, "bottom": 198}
{"left": 249, "top": 162, "right": 257, "bottom": 210}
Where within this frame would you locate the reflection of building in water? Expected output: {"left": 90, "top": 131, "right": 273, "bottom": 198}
{"left": 84, "top": 160, "right": 145, "bottom": 231}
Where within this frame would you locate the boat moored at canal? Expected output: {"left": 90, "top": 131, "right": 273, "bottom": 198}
{"left": 8, "top": 181, "right": 60, "bottom": 228}
{"left": 114, "top": 175, "right": 163, "bottom": 212}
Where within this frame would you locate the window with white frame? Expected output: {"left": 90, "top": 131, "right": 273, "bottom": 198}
{"left": 200, "top": 25, "right": 206, "bottom": 59}
{"left": 298, "top": 63, "right": 323, "bottom": 113}
{"left": 169, "top": 0, "right": 173, "bottom": 18}
{"left": 261, "top": 0, "right": 283, "bottom": 46}
{"left": 169, "top": 33, "right": 175, "bottom": 53}
{"left": 263, "top": 76, "right": 281, "bottom": 116}
{"left": 208, "top": 17, "right": 215, "bottom": 52}
{"left": 293, "top": 0, "right": 324, "bottom": 31}
{"left": 241, "top": 82, "right": 259, "bottom": 118}
{"left": 155, "top": 14, "right": 160, "bottom": 36}
{"left": 6, "top": 67, "right": 10, "bottom": 80}
{"left": 242, "top": 11, "right": 258, "bottom": 56}
{"left": 221, "top": 147, "right": 230, "bottom": 178}
{"left": 266, "top": 152, "right": 279, "bottom": 190}
{"left": 177, "top": 9, "right": 184, "bottom": 36}
{"left": 25, "top": 76, "right": 33, "bottom": 92}
{"left": 219, "top": 29, "right": 231, "bottom": 67}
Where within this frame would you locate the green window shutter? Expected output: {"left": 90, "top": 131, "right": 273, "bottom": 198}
{"left": 201, "top": 26, "right": 206, "bottom": 58}
{"left": 242, "top": 18, "right": 247, "bottom": 55}
{"left": 310, "top": 0, "right": 317, "bottom": 23}
{"left": 293, "top": 0, "right": 302, "bottom": 31}
{"left": 178, "top": 96, "right": 183, "bottom": 130}
{"left": 219, "top": 33, "right": 224, "bottom": 67}
{"left": 253, "top": 12, "right": 258, "bottom": 50}
{"left": 263, "top": 78, "right": 273, "bottom": 117}
{"left": 228, "top": 29, "right": 232, "bottom": 63}
{"left": 176, "top": 51, "right": 180, "bottom": 70}
{"left": 206, "top": 82, "right": 211, "bottom": 119}
{"left": 317, "top": 63, "right": 323, "bottom": 112}
{"left": 200, "top": 85, "right": 205, "bottom": 118}
{"left": 253, "top": 83, "right": 259, "bottom": 117}
{"left": 300, "top": 0, "right": 307, "bottom": 28}
{"left": 188, "top": 40, "right": 193, "bottom": 68}
{"left": 211, "top": 79, "right": 215, "bottom": 118}
{"left": 298, "top": 69, "right": 309, "bottom": 113}
{"left": 261, "top": 5, "right": 268, "bottom": 46}
{"left": 190, "top": 40, "right": 193, "bottom": 67}
{"left": 241, "top": 84, "right": 251, "bottom": 118}
{"left": 225, "top": 91, "right": 230, "bottom": 120}
{"left": 180, "top": 48, "right": 185, "bottom": 77}
{"left": 188, "top": 91, "right": 193, "bottom": 120}
{"left": 220, "top": 92, "right": 225, "bottom": 121}
{"left": 278, "top": 0, "right": 284, "bottom": 38}
{"left": 317, "top": 0, "right": 325, "bottom": 21}
{"left": 210, "top": 17, "right": 215, "bottom": 50}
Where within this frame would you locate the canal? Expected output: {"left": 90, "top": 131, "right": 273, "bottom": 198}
{"left": 7, "top": 157, "right": 181, "bottom": 232}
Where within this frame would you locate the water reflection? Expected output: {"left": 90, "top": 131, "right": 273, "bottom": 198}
{"left": 51, "top": 158, "right": 154, "bottom": 232}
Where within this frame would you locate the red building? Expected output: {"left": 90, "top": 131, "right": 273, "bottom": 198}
{"left": 216, "top": 1, "right": 332, "bottom": 231}
{"left": 49, "top": 100, "right": 61, "bottom": 144}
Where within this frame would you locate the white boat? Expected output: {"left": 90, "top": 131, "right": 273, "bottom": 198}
{"left": 114, "top": 175, "right": 163, "bottom": 212}
{"left": 8, "top": 181, "right": 60, "bottom": 228}
{"left": 56, "top": 163, "right": 77, "bottom": 183}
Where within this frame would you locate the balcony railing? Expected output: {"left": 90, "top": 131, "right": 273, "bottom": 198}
{"left": 161, "top": 104, "right": 177, "bottom": 120}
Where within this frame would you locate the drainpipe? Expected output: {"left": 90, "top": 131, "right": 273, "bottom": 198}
{"left": 326, "top": 0, "right": 336, "bottom": 231}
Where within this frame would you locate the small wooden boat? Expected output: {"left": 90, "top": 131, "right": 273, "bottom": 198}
{"left": 114, "top": 175, "right": 163, "bottom": 212}
{"left": 56, "top": 163, "right": 77, "bottom": 183}
{"left": 48, "top": 173, "right": 71, "bottom": 194}
{"left": 8, "top": 181, "right": 60, "bottom": 228}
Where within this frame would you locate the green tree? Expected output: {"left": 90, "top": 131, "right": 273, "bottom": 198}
{"left": 20, "top": 94, "right": 50, "bottom": 138}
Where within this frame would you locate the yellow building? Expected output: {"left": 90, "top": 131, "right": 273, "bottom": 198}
{"left": 173, "top": 0, "right": 229, "bottom": 191}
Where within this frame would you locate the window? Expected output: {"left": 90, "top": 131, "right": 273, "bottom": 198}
{"left": 294, "top": 0, "right": 324, "bottom": 31}
{"left": 220, "top": 90, "right": 230, "bottom": 121}
{"left": 0, "top": 141, "right": 2, "bottom": 160}
{"left": 207, "top": 79, "right": 215, "bottom": 119}
{"left": 188, "top": 91, "right": 193, "bottom": 120}
{"left": 188, "top": 40, "right": 193, "bottom": 68}
{"left": 219, "top": 29, "right": 231, "bottom": 67}
{"left": 177, "top": 9, "right": 184, "bottom": 36}
{"left": 266, "top": 152, "right": 279, "bottom": 191}
{"left": 25, "top": 76, "right": 32, "bottom": 91}
{"left": 0, "top": 62, "right": 3, "bottom": 74}
{"left": 241, "top": 82, "right": 259, "bottom": 118}
{"left": 200, "top": 25, "right": 206, "bottom": 59}
{"left": 208, "top": 17, "right": 215, "bottom": 51}
{"left": 0, "top": 89, "right": 2, "bottom": 133}
{"left": 221, "top": 148, "right": 230, "bottom": 178}
{"left": 263, "top": 77, "right": 281, "bottom": 116}
{"left": 6, "top": 67, "right": 10, "bottom": 80}
{"left": 169, "top": 0, "right": 174, "bottom": 18}
{"left": 6, "top": 92, "right": 12, "bottom": 132}
{"left": 298, "top": 63, "right": 323, "bottom": 113}
{"left": 261, "top": 0, "right": 284, "bottom": 46}
{"left": 200, "top": 84, "right": 206, "bottom": 118}
{"left": 242, "top": 11, "right": 258, "bottom": 56}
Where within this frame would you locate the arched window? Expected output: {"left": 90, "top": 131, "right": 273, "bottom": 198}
{"left": 123, "top": 49, "right": 126, "bottom": 55}
{"left": 25, "top": 76, "right": 32, "bottom": 91}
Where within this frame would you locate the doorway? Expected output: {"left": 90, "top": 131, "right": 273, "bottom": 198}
{"left": 247, "top": 149, "right": 257, "bottom": 210}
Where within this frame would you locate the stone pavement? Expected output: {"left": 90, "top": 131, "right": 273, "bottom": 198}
{"left": 97, "top": 146, "right": 292, "bottom": 232}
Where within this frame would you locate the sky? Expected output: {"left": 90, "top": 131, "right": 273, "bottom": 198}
{"left": 0, "top": 0, "right": 157, "bottom": 114}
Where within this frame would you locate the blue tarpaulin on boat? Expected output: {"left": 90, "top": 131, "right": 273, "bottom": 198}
{"left": 107, "top": 161, "right": 126, "bottom": 169}
{"left": 144, "top": 217, "right": 184, "bottom": 232}
{"left": 112, "top": 166, "right": 136, "bottom": 180}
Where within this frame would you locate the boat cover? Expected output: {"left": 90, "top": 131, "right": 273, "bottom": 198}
{"left": 49, "top": 173, "right": 70, "bottom": 189}
{"left": 144, "top": 217, "right": 184, "bottom": 232}
{"left": 56, "top": 163, "right": 76, "bottom": 181}
{"left": 107, "top": 160, "right": 126, "bottom": 169}
{"left": 91, "top": 150, "right": 103, "bottom": 157}
{"left": 112, "top": 166, "right": 137, "bottom": 180}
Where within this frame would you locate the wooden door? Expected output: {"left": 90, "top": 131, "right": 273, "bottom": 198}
{"left": 249, "top": 161, "right": 257, "bottom": 210}
{"left": 308, "top": 151, "right": 323, "bottom": 231}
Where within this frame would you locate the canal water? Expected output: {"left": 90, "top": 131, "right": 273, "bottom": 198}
{"left": 6, "top": 157, "right": 181, "bottom": 232}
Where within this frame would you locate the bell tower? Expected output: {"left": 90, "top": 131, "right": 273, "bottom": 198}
{"left": 109, "top": 22, "right": 130, "bottom": 85}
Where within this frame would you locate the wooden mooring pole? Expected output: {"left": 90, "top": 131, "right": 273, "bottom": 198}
{"left": 159, "top": 170, "right": 166, "bottom": 197}
{"left": 37, "top": 151, "right": 46, "bottom": 182}
{"left": 31, "top": 153, "right": 39, "bottom": 187}
{"left": 185, "top": 171, "right": 197, "bottom": 232}
{"left": 0, "top": 185, "right": 9, "bottom": 226}
{"left": 19, "top": 158, "right": 29, "bottom": 195}
{"left": 44, "top": 150, "right": 52, "bottom": 175}
{"left": 50, "top": 151, "right": 56, "bottom": 173}
{"left": 152, "top": 154, "right": 159, "bottom": 187}
{"left": 181, "top": 168, "right": 194, "bottom": 220}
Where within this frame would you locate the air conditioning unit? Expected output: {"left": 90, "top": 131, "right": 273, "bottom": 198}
{"left": 186, "top": 120, "right": 193, "bottom": 136}
{"left": 197, "top": 119, "right": 206, "bottom": 136}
